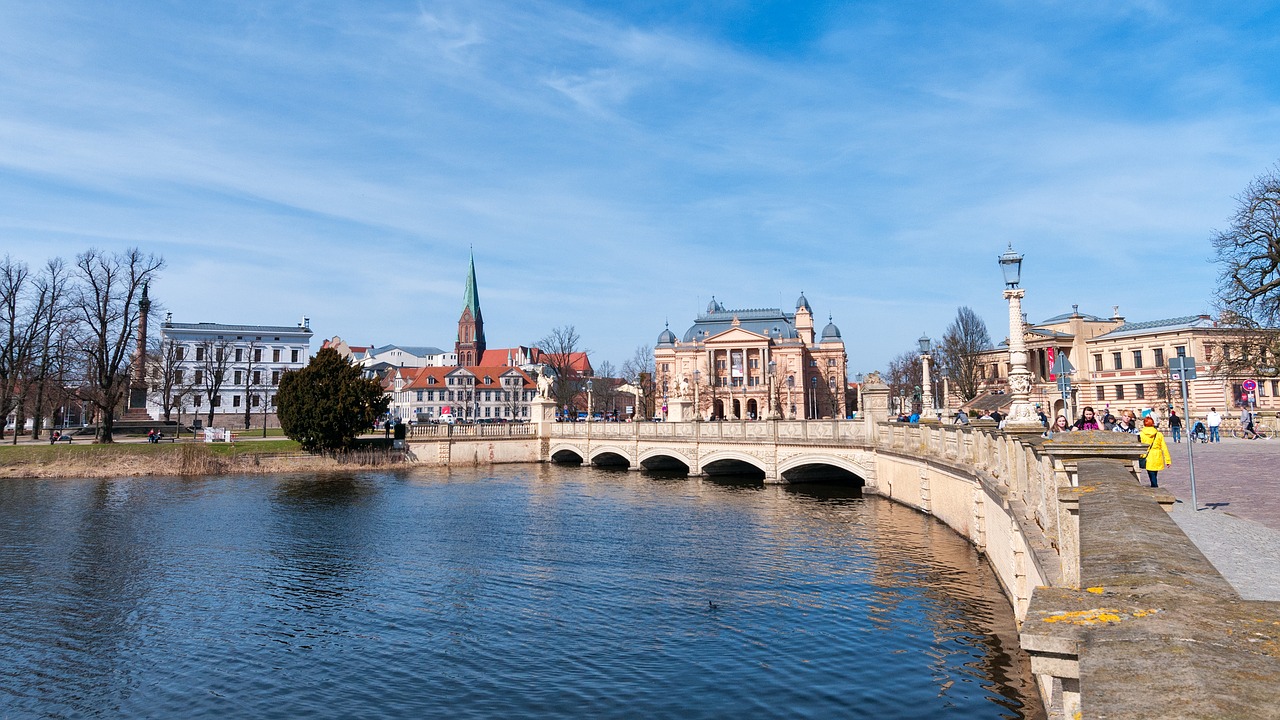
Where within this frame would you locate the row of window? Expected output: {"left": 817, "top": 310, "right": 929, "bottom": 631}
{"left": 1094, "top": 346, "right": 1187, "bottom": 372}
{"left": 180, "top": 393, "right": 276, "bottom": 408}
{"left": 179, "top": 346, "right": 302, "bottom": 364}
{"left": 1095, "top": 383, "right": 1166, "bottom": 401}
{"left": 177, "top": 369, "right": 286, "bottom": 386}
{"left": 413, "top": 406, "right": 530, "bottom": 418}
{"left": 411, "top": 389, "right": 534, "bottom": 402}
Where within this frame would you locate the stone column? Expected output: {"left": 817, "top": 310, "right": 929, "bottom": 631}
{"left": 921, "top": 352, "right": 933, "bottom": 413}
{"left": 1003, "top": 288, "right": 1041, "bottom": 431}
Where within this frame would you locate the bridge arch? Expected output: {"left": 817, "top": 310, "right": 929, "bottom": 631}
{"left": 549, "top": 443, "right": 586, "bottom": 465}
{"left": 777, "top": 454, "right": 868, "bottom": 487}
{"left": 589, "top": 446, "right": 633, "bottom": 469}
{"left": 637, "top": 448, "right": 691, "bottom": 473}
{"left": 699, "top": 449, "right": 767, "bottom": 480}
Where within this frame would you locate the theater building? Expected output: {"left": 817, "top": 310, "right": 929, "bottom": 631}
{"left": 654, "top": 294, "right": 848, "bottom": 420}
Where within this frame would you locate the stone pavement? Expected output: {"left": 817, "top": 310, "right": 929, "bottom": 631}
{"left": 1155, "top": 436, "right": 1280, "bottom": 601}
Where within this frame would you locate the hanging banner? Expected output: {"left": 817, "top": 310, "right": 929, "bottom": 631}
{"left": 731, "top": 351, "right": 744, "bottom": 378}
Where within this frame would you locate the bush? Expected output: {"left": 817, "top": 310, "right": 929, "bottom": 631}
{"left": 276, "top": 348, "right": 390, "bottom": 453}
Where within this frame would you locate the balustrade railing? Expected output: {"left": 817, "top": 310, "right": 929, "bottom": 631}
{"left": 408, "top": 423, "right": 534, "bottom": 439}
{"left": 547, "top": 419, "right": 867, "bottom": 444}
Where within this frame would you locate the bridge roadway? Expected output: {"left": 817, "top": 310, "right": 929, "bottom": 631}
{"left": 407, "top": 416, "right": 1279, "bottom": 718}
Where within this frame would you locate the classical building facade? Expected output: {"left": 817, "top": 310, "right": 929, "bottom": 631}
{"left": 149, "top": 317, "right": 313, "bottom": 427}
{"left": 960, "top": 307, "right": 1278, "bottom": 422}
{"left": 654, "top": 294, "right": 848, "bottom": 420}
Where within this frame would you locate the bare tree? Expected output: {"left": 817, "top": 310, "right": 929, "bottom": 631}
{"left": 536, "top": 325, "right": 589, "bottom": 413}
{"left": 936, "top": 306, "right": 992, "bottom": 403}
{"left": 1212, "top": 163, "right": 1280, "bottom": 378}
{"left": 194, "top": 337, "right": 234, "bottom": 427}
{"left": 69, "top": 248, "right": 164, "bottom": 443}
{"left": 885, "top": 350, "right": 922, "bottom": 414}
{"left": 149, "top": 336, "right": 194, "bottom": 422}
{"left": 0, "top": 256, "right": 36, "bottom": 439}
{"left": 240, "top": 338, "right": 265, "bottom": 430}
{"left": 620, "top": 345, "right": 655, "bottom": 418}
{"left": 25, "top": 259, "right": 75, "bottom": 440}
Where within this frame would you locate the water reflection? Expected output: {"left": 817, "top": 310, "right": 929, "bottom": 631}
{"left": 0, "top": 467, "right": 1043, "bottom": 719}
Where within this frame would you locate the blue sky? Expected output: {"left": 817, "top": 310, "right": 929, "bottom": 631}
{"left": 2, "top": 1, "right": 1279, "bottom": 374}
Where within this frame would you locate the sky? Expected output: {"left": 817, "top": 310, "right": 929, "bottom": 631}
{"left": 2, "top": 0, "right": 1279, "bottom": 375}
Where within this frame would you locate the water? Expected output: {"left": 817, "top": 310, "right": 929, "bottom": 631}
{"left": 0, "top": 466, "right": 1043, "bottom": 719}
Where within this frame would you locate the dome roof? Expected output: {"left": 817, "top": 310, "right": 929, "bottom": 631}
{"left": 821, "top": 317, "right": 842, "bottom": 341}
{"left": 796, "top": 292, "right": 811, "bottom": 312}
{"left": 706, "top": 296, "right": 726, "bottom": 314}
{"left": 656, "top": 323, "right": 677, "bottom": 346}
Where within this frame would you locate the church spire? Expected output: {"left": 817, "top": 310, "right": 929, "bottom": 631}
{"left": 455, "top": 250, "right": 486, "bottom": 366}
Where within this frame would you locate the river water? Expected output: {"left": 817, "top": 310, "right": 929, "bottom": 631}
{"left": 0, "top": 466, "right": 1043, "bottom": 719}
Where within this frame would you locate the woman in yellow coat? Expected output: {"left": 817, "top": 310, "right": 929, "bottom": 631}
{"left": 1139, "top": 417, "right": 1172, "bottom": 487}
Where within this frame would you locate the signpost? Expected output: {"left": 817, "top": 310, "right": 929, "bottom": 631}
{"left": 1051, "top": 353, "right": 1076, "bottom": 421}
{"left": 1168, "top": 356, "right": 1199, "bottom": 510}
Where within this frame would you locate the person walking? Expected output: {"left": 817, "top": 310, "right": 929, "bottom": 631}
{"left": 1206, "top": 407, "right": 1222, "bottom": 442}
{"left": 1138, "top": 417, "right": 1171, "bottom": 487}
{"left": 1168, "top": 409, "right": 1183, "bottom": 443}
{"left": 1242, "top": 407, "right": 1260, "bottom": 439}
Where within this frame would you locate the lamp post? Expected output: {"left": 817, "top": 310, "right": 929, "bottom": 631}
{"left": 693, "top": 369, "right": 701, "bottom": 421}
{"left": 787, "top": 374, "right": 795, "bottom": 419}
{"left": 766, "top": 359, "right": 777, "bottom": 419}
{"left": 810, "top": 376, "right": 818, "bottom": 419}
{"left": 998, "top": 243, "right": 1040, "bottom": 430}
{"left": 586, "top": 379, "right": 594, "bottom": 421}
{"left": 918, "top": 333, "right": 933, "bottom": 413}
{"left": 662, "top": 379, "right": 668, "bottom": 420}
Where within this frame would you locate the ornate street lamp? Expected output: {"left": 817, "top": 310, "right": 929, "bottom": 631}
{"left": 998, "top": 243, "right": 1039, "bottom": 430}
{"left": 787, "top": 374, "right": 795, "bottom": 419}
{"left": 692, "top": 368, "right": 701, "bottom": 421}
{"left": 918, "top": 332, "right": 933, "bottom": 413}
{"left": 586, "top": 378, "right": 594, "bottom": 421}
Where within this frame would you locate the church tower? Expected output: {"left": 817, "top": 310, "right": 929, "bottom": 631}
{"left": 455, "top": 252, "right": 486, "bottom": 366}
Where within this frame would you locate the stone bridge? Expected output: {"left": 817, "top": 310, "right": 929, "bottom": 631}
{"left": 407, "top": 400, "right": 1279, "bottom": 718}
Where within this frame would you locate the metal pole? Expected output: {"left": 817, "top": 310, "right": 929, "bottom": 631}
{"left": 1182, "top": 373, "right": 1197, "bottom": 510}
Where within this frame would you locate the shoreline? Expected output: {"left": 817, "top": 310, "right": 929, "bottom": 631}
{"left": 0, "top": 443, "right": 404, "bottom": 479}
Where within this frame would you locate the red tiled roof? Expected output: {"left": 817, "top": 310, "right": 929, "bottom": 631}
{"left": 400, "top": 365, "right": 533, "bottom": 391}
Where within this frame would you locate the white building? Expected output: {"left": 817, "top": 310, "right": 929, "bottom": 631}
{"left": 149, "top": 317, "right": 313, "bottom": 428}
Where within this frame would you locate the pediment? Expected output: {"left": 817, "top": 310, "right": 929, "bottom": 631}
{"left": 704, "top": 327, "right": 769, "bottom": 345}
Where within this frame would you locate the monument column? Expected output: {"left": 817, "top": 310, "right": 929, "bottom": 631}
{"left": 125, "top": 283, "right": 151, "bottom": 419}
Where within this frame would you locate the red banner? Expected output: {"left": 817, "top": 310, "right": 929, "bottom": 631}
{"left": 1047, "top": 347, "right": 1056, "bottom": 381}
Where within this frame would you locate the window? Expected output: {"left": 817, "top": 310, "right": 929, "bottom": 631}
{"left": 1157, "top": 382, "right": 1167, "bottom": 399}
{"left": 1154, "top": 348, "right": 1164, "bottom": 367}
{"left": 1204, "top": 345, "right": 1213, "bottom": 362}
{"left": 212, "top": 395, "right": 222, "bottom": 407}
{"left": 272, "top": 349, "right": 281, "bottom": 362}
{"left": 749, "top": 358, "right": 759, "bottom": 369}
{"left": 1271, "top": 380, "right": 1280, "bottom": 396}
{"left": 252, "top": 371, "right": 261, "bottom": 385}
{"left": 215, "top": 348, "right": 224, "bottom": 362}
{"left": 448, "top": 391, "right": 455, "bottom": 401}
{"left": 1094, "top": 354, "right": 1103, "bottom": 372}
{"left": 234, "top": 371, "right": 242, "bottom": 385}
{"left": 271, "top": 371, "right": 280, "bottom": 385}
{"left": 291, "top": 350, "right": 299, "bottom": 363}
{"left": 827, "top": 358, "right": 836, "bottom": 367}
{"left": 254, "top": 348, "right": 262, "bottom": 362}
{"left": 809, "top": 359, "right": 817, "bottom": 367}
{"left": 214, "top": 370, "right": 223, "bottom": 383}
{"left": 235, "top": 348, "right": 243, "bottom": 362}
{"left": 196, "top": 346, "right": 205, "bottom": 361}
{"left": 195, "top": 370, "right": 204, "bottom": 384}
{"left": 1132, "top": 350, "right": 1143, "bottom": 369}
{"left": 251, "top": 395, "right": 260, "bottom": 407}
{"left": 1112, "top": 352, "right": 1123, "bottom": 370}
{"left": 717, "top": 359, "right": 726, "bottom": 370}
{"left": 176, "top": 346, "right": 185, "bottom": 360}
{"left": 232, "top": 395, "right": 241, "bottom": 407}
{"left": 661, "top": 363, "right": 669, "bottom": 371}
{"left": 1115, "top": 384, "right": 1125, "bottom": 400}
{"left": 194, "top": 396, "right": 201, "bottom": 407}
{"left": 175, "top": 369, "right": 184, "bottom": 383}
{"left": 1135, "top": 383, "right": 1145, "bottom": 399}
{"left": 416, "top": 391, "right": 424, "bottom": 402}
{"left": 1175, "top": 346, "right": 1186, "bottom": 358}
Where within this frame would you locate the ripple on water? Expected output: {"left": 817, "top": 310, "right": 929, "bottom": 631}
{"left": 0, "top": 467, "right": 1043, "bottom": 719}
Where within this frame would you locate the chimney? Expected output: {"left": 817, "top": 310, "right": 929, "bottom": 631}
{"left": 301, "top": 316, "right": 310, "bottom": 329}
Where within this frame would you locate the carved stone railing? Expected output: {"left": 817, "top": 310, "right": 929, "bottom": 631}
{"left": 408, "top": 423, "right": 535, "bottom": 439}
{"left": 548, "top": 419, "right": 867, "bottom": 445}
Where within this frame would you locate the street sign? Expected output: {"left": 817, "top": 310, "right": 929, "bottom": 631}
{"left": 1242, "top": 379, "right": 1257, "bottom": 392}
{"left": 1050, "top": 352, "right": 1075, "bottom": 377}
{"left": 1168, "top": 356, "right": 1197, "bottom": 380}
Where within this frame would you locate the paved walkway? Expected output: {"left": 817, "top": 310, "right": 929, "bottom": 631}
{"left": 1155, "top": 436, "right": 1280, "bottom": 601}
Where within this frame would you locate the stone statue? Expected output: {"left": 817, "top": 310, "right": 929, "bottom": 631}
{"left": 536, "top": 368, "right": 554, "bottom": 399}
{"left": 677, "top": 375, "right": 690, "bottom": 398}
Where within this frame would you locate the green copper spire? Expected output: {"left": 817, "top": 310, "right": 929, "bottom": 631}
{"left": 462, "top": 250, "right": 482, "bottom": 322}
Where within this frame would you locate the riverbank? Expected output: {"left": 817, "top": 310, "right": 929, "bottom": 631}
{"left": 0, "top": 441, "right": 402, "bottom": 479}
